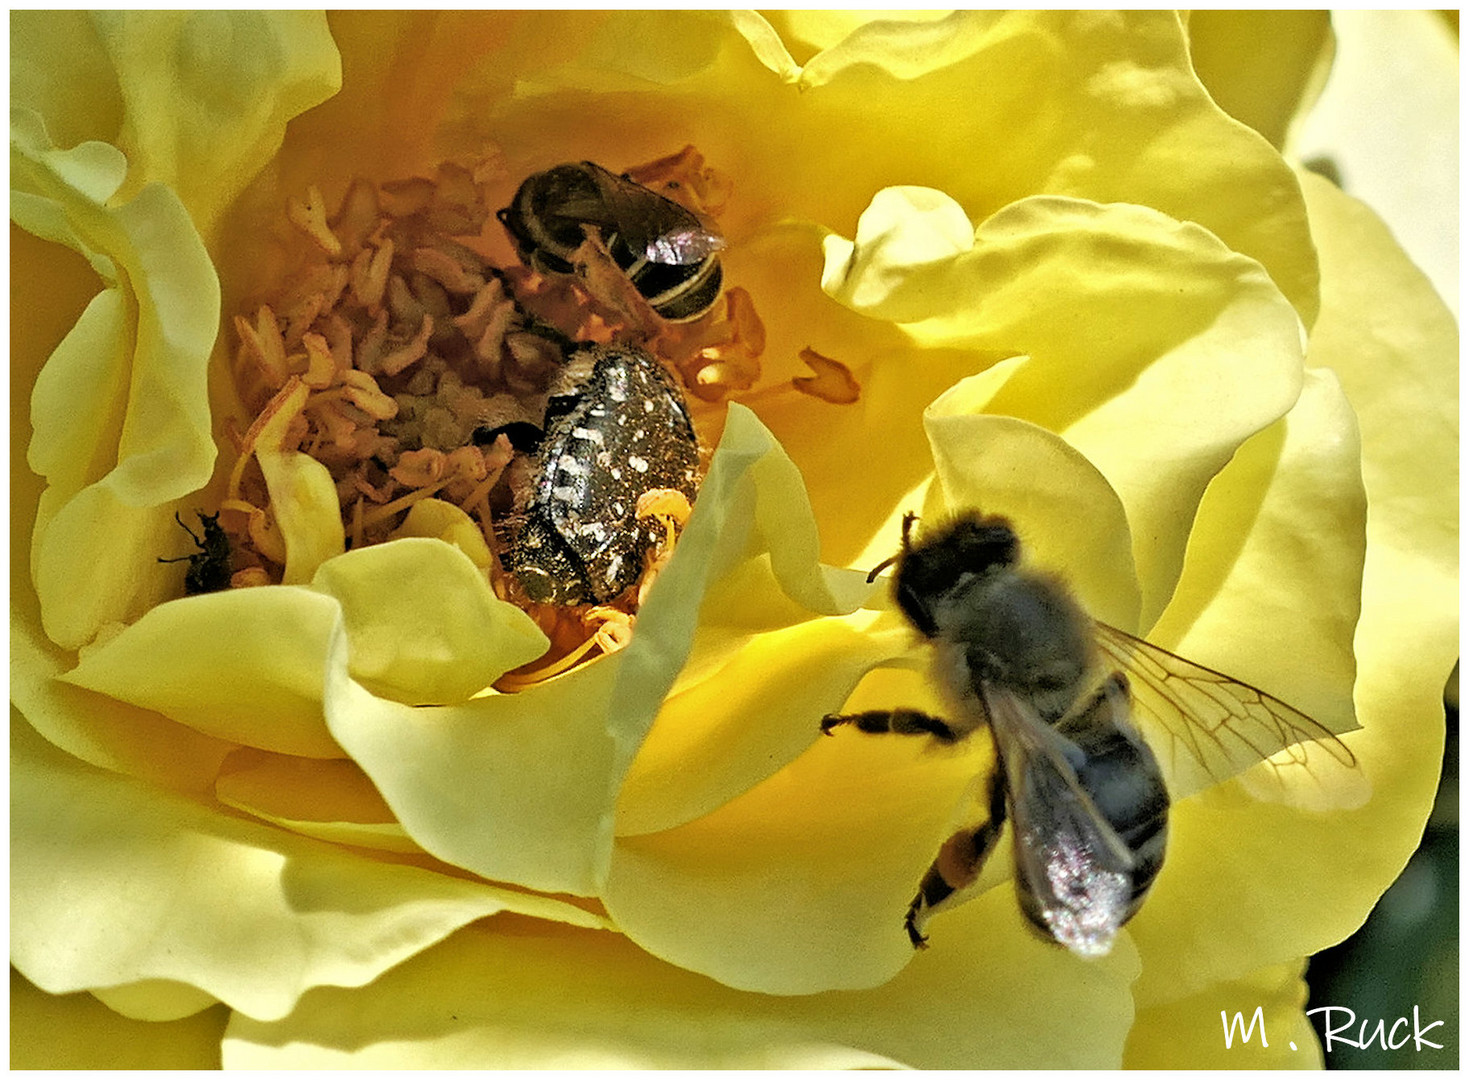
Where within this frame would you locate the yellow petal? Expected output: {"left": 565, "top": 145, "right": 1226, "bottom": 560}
{"left": 388, "top": 496, "right": 494, "bottom": 570}
{"left": 827, "top": 191, "right": 1308, "bottom": 626}
{"left": 443, "top": 11, "right": 1317, "bottom": 320}
{"left": 605, "top": 686, "right": 984, "bottom": 994}
{"left": 792, "top": 11, "right": 1318, "bottom": 321}
{"left": 90, "top": 979, "right": 220, "bottom": 1022}
{"left": 247, "top": 11, "right": 516, "bottom": 203}
{"left": 713, "top": 222, "right": 976, "bottom": 567}
{"left": 11, "top": 715, "right": 607, "bottom": 1023}
{"left": 676, "top": 405, "right": 871, "bottom": 618}
{"left": 259, "top": 449, "right": 345, "bottom": 586}
{"left": 11, "top": 968, "right": 228, "bottom": 1070}
{"left": 1147, "top": 367, "right": 1365, "bottom": 796}
{"left": 61, "top": 586, "right": 343, "bottom": 758}
{"left": 1187, "top": 11, "right": 1334, "bottom": 149}
{"left": 923, "top": 372, "right": 1141, "bottom": 629}
{"left": 214, "top": 747, "right": 421, "bottom": 855}
{"left": 13, "top": 581, "right": 235, "bottom": 795}
{"left": 616, "top": 405, "right": 890, "bottom": 834}
{"left": 1128, "top": 174, "right": 1455, "bottom": 1011}
{"left": 1289, "top": 11, "right": 1459, "bottom": 317}
{"left": 324, "top": 644, "right": 625, "bottom": 897}
{"left": 91, "top": 11, "right": 341, "bottom": 238}
{"left": 617, "top": 614, "right": 902, "bottom": 837}
{"left": 322, "top": 407, "right": 869, "bottom": 897}
{"left": 310, "top": 537, "right": 547, "bottom": 704}
{"left": 223, "top": 900, "right": 1138, "bottom": 1068}
{"left": 24, "top": 290, "right": 129, "bottom": 497}
{"left": 10, "top": 12, "right": 123, "bottom": 151}
{"left": 1126, "top": 961, "right": 1322, "bottom": 1067}
{"left": 1305, "top": 172, "right": 1456, "bottom": 869}
{"left": 1299, "top": 170, "right": 1456, "bottom": 683}
{"left": 244, "top": 377, "right": 345, "bottom": 585}
{"left": 14, "top": 108, "right": 218, "bottom": 649}
{"left": 760, "top": 10, "right": 952, "bottom": 66}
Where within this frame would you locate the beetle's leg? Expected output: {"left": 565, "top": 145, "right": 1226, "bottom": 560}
{"left": 634, "top": 488, "right": 693, "bottom": 606}
{"left": 585, "top": 605, "right": 635, "bottom": 655}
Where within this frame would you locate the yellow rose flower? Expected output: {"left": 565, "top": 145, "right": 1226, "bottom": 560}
{"left": 11, "top": 11, "right": 1455, "bottom": 1068}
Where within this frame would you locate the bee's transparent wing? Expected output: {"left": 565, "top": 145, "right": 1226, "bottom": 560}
{"left": 534, "top": 165, "right": 610, "bottom": 228}
{"left": 1093, "top": 622, "right": 1358, "bottom": 802}
{"left": 641, "top": 227, "right": 725, "bottom": 266}
{"left": 986, "top": 686, "right": 1136, "bottom": 958}
{"left": 584, "top": 161, "right": 723, "bottom": 266}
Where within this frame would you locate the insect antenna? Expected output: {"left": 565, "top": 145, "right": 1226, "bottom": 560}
{"left": 866, "top": 512, "right": 922, "bottom": 582}
{"left": 866, "top": 553, "right": 899, "bottom": 584}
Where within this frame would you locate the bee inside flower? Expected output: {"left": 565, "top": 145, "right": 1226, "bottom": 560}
{"left": 10, "top": 10, "right": 1453, "bottom": 1072}
{"left": 212, "top": 146, "right": 848, "bottom": 684}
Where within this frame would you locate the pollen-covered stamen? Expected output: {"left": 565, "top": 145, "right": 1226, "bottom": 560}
{"left": 636, "top": 487, "right": 692, "bottom": 548}
{"left": 494, "top": 605, "right": 636, "bottom": 692}
{"left": 587, "top": 605, "right": 635, "bottom": 652}
{"left": 300, "top": 331, "right": 339, "bottom": 389}
{"left": 634, "top": 487, "right": 693, "bottom": 608}
{"left": 623, "top": 144, "right": 733, "bottom": 218}
{"left": 225, "top": 158, "right": 568, "bottom": 578}
{"left": 218, "top": 149, "right": 737, "bottom": 686}
{"left": 792, "top": 347, "right": 862, "bottom": 404}
{"left": 234, "top": 306, "right": 290, "bottom": 388}
{"left": 221, "top": 498, "right": 288, "bottom": 567}
{"left": 287, "top": 185, "right": 343, "bottom": 258}
{"left": 227, "top": 377, "right": 311, "bottom": 501}
{"left": 673, "top": 287, "right": 766, "bottom": 402}
{"left": 232, "top": 567, "right": 272, "bottom": 589}
{"left": 720, "top": 343, "right": 866, "bottom": 414}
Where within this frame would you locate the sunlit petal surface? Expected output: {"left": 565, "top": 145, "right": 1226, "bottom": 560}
{"left": 10, "top": 10, "right": 1453, "bottom": 1069}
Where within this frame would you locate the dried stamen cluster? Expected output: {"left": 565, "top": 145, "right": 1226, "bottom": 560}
{"left": 224, "top": 159, "right": 560, "bottom": 579}
{"left": 216, "top": 149, "right": 764, "bottom": 677}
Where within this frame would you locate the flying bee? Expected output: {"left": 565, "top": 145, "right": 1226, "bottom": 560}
{"left": 498, "top": 161, "right": 725, "bottom": 323}
{"left": 821, "top": 510, "right": 1357, "bottom": 958}
{"left": 158, "top": 510, "right": 233, "bottom": 595}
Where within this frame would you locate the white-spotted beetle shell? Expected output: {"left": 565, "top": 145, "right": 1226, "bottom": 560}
{"left": 504, "top": 345, "right": 701, "bottom": 605}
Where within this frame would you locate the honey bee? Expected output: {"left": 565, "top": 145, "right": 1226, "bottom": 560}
{"left": 821, "top": 511, "right": 1357, "bottom": 957}
{"left": 498, "top": 161, "right": 725, "bottom": 323}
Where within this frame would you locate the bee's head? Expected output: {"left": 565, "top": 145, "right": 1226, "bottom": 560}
{"left": 876, "top": 511, "right": 1020, "bottom": 637}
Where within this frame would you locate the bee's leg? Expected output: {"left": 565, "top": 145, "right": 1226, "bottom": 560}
{"left": 905, "top": 764, "right": 1009, "bottom": 948}
{"left": 819, "top": 708, "right": 961, "bottom": 744}
{"left": 634, "top": 488, "right": 693, "bottom": 607}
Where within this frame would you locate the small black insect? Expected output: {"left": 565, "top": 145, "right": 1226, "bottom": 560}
{"left": 504, "top": 345, "right": 701, "bottom": 605}
{"left": 158, "top": 510, "right": 233, "bottom": 595}
{"left": 498, "top": 161, "right": 725, "bottom": 323}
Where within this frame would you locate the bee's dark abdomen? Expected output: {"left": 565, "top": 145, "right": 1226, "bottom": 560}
{"left": 1059, "top": 701, "right": 1170, "bottom": 909}
{"left": 647, "top": 256, "right": 723, "bottom": 322}
{"left": 504, "top": 346, "right": 700, "bottom": 605}
{"left": 608, "top": 234, "right": 724, "bottom": 323}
